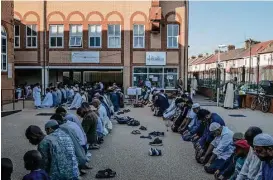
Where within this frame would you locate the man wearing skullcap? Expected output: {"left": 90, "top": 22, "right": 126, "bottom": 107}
{"left": 253, "top": 133, "right": 273, "bottom": 180}
{"left": 237, "top": 126, "right": 263, "bottom": 180}
{"left": 203, "top": 122, "right": 234, "bottom": 174}
{"left": 25, "top": 125, "right": 80, "bottom": 180}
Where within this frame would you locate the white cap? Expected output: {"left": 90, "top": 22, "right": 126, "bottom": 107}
{"left": 209, "top": 122, "right": 221, "bottom": 131}
{"left": 192, "top": 103, "right": 200, "bottom": 109}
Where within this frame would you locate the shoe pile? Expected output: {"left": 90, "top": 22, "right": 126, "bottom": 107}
{"left": 149, "top": 148, "right": 162, "bottom": 156}
{"left": 149, "top": 131, "right": 164, "bottom": 137}
{"left": 127, "top": 119, "right": 140, "bottom": 126}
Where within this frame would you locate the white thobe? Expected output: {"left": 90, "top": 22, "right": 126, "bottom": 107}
{"left": 33, "top": 86, "right": 41, "bottom": 107}
{"left": 42, "top": 92, "right": 53, "bottom": 107}
{"left": 69, "top": 93, "right": 82, "bottom": 109}
{"left": 224, "top": 82, "right": 234, "bottom": 108}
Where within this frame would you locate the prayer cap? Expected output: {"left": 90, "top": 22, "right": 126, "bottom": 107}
{"left": 209, "top": 122, "right": 221, "bottom": 132}
{"left": 192, "top": 103, "right": 200, "bottom": 109}
{"left": 253, "top": 133, "right": 273, "bottom": 147}
{"left": 45, "top": 120, "right": 59, "bottom": 129}
{"left": 233, "top": 132, "right": 244, "bottom": 140}
{"left": 235, "top": 139, "right": 250, "bottom": 150}
{"left": 25, "top": 125, "right": 44, "bottom": 138}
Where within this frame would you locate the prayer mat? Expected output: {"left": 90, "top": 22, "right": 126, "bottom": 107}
{"left": 36, "top": 113, "right": 55, "bottom": 116}
{"left": 228, "top": 114, "right": 246, "bottom": 117}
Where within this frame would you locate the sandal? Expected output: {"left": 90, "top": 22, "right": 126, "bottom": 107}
{"left": 127, "top": 120, "right": 140, "bottom": 126}
{"left": 131, "top": 130, "right": 141, "bottom": 134}
{"left": 139, "top": 126, "right": 147, "bottom": 131}
{"left": 96, "top": 169, "right": 116, "bottom": 178}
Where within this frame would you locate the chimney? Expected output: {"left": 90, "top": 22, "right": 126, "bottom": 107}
{"left": 198, "top": 54, "right": 203, "bottom": 58}
{"left": 215, "top": 49, "right": 219, "bottom": 54}
{"left": 191, "top": 56, "right": 196, "bottom": 59}
{"left": 228, "top": 45, "right": 235, "bottom": 51}
{"left": 151, "top": 0, "right": 159, "bottom": 7}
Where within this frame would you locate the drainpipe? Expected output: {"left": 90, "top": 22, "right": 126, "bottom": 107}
{"left": 184, "top": 1, "right": 189, "bottom": 91}
{"left": 43, "top": 0, "right": 47, "bottom": 95}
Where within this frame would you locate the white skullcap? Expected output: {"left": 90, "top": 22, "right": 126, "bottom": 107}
{"left": 209, "top": 122, "right": 221, "bottom": 132}
{"left": 192, "top": 103, "right": 200, "bottom": 109}
{"left": 253, "top": 133, "right": 273, "bottom": 147}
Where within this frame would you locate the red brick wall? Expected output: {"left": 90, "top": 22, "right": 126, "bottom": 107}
{"left": 1, "top": 0, "right": 15, "bottom": 103}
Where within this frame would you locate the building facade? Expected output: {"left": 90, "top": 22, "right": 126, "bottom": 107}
{"left": 1, "top": 0, "right": 15, "bottom": 103}
{"left": 13, "top": 0, "right": 189, "bottom": 93}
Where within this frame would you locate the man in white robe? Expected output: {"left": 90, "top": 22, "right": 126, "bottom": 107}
{"left": 191, "top": 76, "right": 198, "bottom": 100}
{"left": 33, "top": 83, "right": 42, "bottom": 109}
{"left": 224, "top": 77, "right": 236, "bottom": 109}
{"left": 68, "top": 88, "right": 82, "bottom": 110}
{"left": 42, "top": 88, "right": 53, "bottom": 108}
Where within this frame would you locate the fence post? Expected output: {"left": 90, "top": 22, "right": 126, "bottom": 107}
{"left": 1, "top": 90, "right": 3, "bottom": 111}
{"left": 23, "top": 89, "right": 25, "bottom": 109}
{"left": 13, "top": 89, "right": 15, "bottom": 110}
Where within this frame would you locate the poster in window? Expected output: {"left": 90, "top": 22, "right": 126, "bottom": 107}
{"left": 8, "top": 63, "right": 12, "bottom": 78}
{"left": 167, "top": 75, "right": 173, "bottom": 80}
{"left": 152, "top": 77, "right": 158, "bottom": 82}
{"left": 133, "top": 77, "right": 136, "bottom": 81}
{"left": 149, "top": 75, "right": 154, "bottom": 78}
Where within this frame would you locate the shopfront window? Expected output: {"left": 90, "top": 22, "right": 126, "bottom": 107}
{"left": 132, "top": 67, "right": 178, "bottom": 89}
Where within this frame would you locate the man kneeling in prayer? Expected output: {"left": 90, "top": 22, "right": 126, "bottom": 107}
{"left": 203, "top": 122, "right": 234, "bottom": 174}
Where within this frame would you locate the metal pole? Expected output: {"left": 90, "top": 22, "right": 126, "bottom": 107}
{"left": 248, "top": 39, "right": 252, "bottom": 83}
{"left": 217, "top": 48, "right": 220, "bottom": 106}
{"left": 257, "top": 56, "right": 260, "bottom": 95}
{"left": 13, "top": 89, "right": 15, "bottom": 110}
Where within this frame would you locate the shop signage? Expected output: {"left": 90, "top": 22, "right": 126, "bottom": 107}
{"left": 146, "top": 52, "right": 166, "bottom": 65}
{"left": 71, "top": 51, "right": 99, "bottom": 63}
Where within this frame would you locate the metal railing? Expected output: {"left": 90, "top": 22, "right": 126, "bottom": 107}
{"left": 1, "top": 89, "right": 25, "bottom": 111}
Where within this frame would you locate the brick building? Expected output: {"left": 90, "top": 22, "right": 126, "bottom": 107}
{"left": 1, "top": 0, "right": 15, "bottom": 103}
{"left": 14, "top": 0, "right": 189, "bottom": 93}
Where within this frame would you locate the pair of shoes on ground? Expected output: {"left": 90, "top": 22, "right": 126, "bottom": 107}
{"left": 149, "top": 131, "right": 164, "bottom": 137}
{"left": 149, "top": 148, "right": 162, "bottom": 156}
{"left": 95, "top": 168, "right": 116, "bottom": 178}
{"left": 149, "top": 137, "right": 163, "bottom": 146}
{"left": 127, "top": 119, "right": 140, "bottom": 126}
{"left": 140, "top": 135, "right": 152, "bottom": 139}
{"left": 139, "top": 126, "right": 147, "bottom": 131}
{"left": 133, "top": 103, "right": 144, "bottom": 108}
{"left": 131, "top": 130, "right": 141, "bottom": 134}
{"left": 114, "top": 116, "right": 133, "bottom": 124}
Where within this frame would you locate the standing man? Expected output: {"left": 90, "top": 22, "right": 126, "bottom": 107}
{"left": 190, "top": 76, "right": 198, "bottom": 99}
{"left": 253, "top": 133, "right": 273, "bottom": 180}
{"left": 224, "top": 77, "right": 237, "bottom": 109}
{"left": 177, "top": 77, "right": 183, "bottom": 91}
{"left": 33, "top": 83, "right": 42, "bottom": 109}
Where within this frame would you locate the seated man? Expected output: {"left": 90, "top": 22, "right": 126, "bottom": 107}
{"left": 68, "top": 88, "right": 82, "bottom": 110}
{"left": 215, "top": 139, "right": 250, "bottom": 180}
{"left": 41, "top": 88, "right": 53, "bottom": 108}
{"left": 178, "top": 102, "right": 199, "bottom": 134}
{"left": 203, "top": 122, "right": 234, "bottom": 174}
{"left": 194, "top": 110, "right": 225, "bottom": 163}
{"left": 181, "top": 103, "right": 201, "bottom": 141}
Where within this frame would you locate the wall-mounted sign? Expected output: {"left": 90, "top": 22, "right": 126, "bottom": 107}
{"left": 146, "top": 52, "right": 166, "bottom": 66}
{"left": 71, "top": 51, "right": 99, "bottom": 63}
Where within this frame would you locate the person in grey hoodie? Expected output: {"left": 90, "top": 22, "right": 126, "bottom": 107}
{"left": 236, "top": 126, "right": 263, "bottom": 180}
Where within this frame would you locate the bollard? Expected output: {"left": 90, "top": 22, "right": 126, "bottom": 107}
{"left": 217, "top": 88, "right": 220, "bottom": 107}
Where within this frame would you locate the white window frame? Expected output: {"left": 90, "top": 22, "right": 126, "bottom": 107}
{"left": 88, "top": 24, "right": 102, "bottom": 48}
{"left": 167, "top": 24, "right": 179, "bottom": 49}
{"left": 69, "top": 24, "right": 83, "bottom": 48}
{"left": 133, "top": 24, "right": 145, "bottom": 48}
{"left": 108, "top": 24, "right": 121, "bottom": 48}
{"left": 49, "top": 24, "right": 64, "bottom": 48}
{"left": 1, "top": 26, "right": 7, "bottom": 72}
{"left": 26, "top": 24, "right": 37, "bottom": 48}
{"left": 14, "top": 25, "right": 20, "bottom": 48}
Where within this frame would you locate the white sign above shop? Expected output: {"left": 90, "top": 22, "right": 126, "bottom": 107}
{"left": 146, "top": 52, "right": 166, "bottom": 66}
{"left": 71, "top": 51, "right": 99, "bottom": 63}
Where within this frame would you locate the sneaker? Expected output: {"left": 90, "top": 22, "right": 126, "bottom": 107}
{"left": 140, "top": 135, "right": 152, "bottom": 139}
{"left": 149, "top": 138, "right": 163, "bottom": 146}
{"left": 139, "top": 126, "right": 147, "bottom": 131}
{"left": 149, "top": 148, "right": 162, "bottom": 156}
{"left": 149, "top": 131, "right": 164, "bottom": 137}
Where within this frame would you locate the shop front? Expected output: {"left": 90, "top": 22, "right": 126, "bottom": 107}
{"left": 132, "top": 52, "right": 179, "bottom": 90}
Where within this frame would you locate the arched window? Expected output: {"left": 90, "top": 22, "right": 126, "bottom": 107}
{"left": 1, "top": 26, "right": 7, "bottom": 71}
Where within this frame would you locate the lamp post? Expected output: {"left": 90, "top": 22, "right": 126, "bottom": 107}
{"left": 216, "top": 44, "right": 227, "bottom": 106}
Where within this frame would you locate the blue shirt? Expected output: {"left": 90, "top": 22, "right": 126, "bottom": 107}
{"left": 22, "top": 169, "right": 50, "bottom": 180}
{"left": 211, "top": 126, "right": 234, "bottom": 160}
{"left": 198, "top": 113, "right": 225, "bottom": 148}
{"left": 262, "top": 161, "right": 273, "bottom": 180}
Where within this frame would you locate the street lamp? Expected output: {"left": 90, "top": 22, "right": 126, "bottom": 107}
{"left": 216, "top": 44, "right": 227, "bottom": 107}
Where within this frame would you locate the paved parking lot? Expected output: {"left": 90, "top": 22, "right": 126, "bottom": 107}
{"left": 1, "top": 97, "right": 273, "bottom": 180}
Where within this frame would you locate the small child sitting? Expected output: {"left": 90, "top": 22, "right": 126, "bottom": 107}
{"left": 1, "top": 158, "right": 13, "bottom": 180}
{"left": 22, "top": 150, "right": 50, "bottom": 180}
